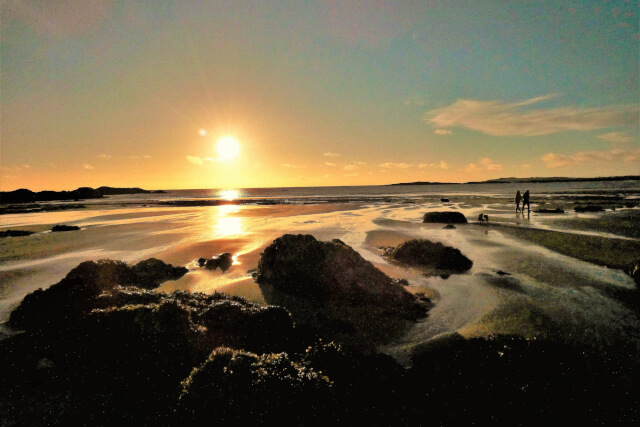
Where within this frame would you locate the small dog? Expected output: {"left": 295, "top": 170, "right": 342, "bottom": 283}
{"left": 478, "top": 213, "right": 489, "bottom": 223}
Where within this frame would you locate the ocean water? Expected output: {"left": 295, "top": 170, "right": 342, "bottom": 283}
{"left": 75, "top": 179, "right": 640, "bottom": 206}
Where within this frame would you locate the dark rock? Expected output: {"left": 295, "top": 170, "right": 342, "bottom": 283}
{"left": 201, "top": 252, "right": 234, "bottom": 272}
{"left": 0, "top": 230, "right": 35, "bottom": 237}
{"left": 384, "top": 239, "right": 473, "bottom": 274}
{"left": 423, "top": 211, "right": 467, "bottom": 224}
{"left": 131, "top": 258, "right": 188, "bottom": 289}
{"left": 256, "top": 234, "right": 430, "bottom": 348}
{"left": 177, "top": 347, "right": 331, "bottom": 424}
{"left": 574, "top": 205, "right": 605, "bottom": 212}
{"left": 535, "top": 208, "right": 565, "bottom": 214}
{"left": 496, "top": 270, "right": 511, "bottom": 276}
{"left": 443, "top": 224, "right": 456, "bottom": 229}
{"left": 51, "top": 224, "right": 80, "bottom": 232}
{"left": 440, "top": 198, "right": 449, "bottom": 202}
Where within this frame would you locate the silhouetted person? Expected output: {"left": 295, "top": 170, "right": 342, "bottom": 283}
{"left": 515, "top": 190, "right": 522, "bottom": 213}
{"left": 523, "top": 190, "right": 530, "bottom": 214}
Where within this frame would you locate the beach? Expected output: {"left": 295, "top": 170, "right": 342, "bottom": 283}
{"left": 2, "top": 184, "right": 639, "bottom": 350}
{"left": 1, "top": 182, "right": 639, "bottom": 424}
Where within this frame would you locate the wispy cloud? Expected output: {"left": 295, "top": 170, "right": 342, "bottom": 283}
{"left": 98, "top": 154, "right": 112, "bottom": 159}
{"left": 325, "top": 162, "right": 336, "bottom": 167}
{"left": 418, "top": 161, "right": 450, "bottom": 169}
{"left": 83, "top": 164, "right": 94, "bottom": 170}
{"left": 1, "top": 164, "right": 31, "bottom": 172}
{"left": 378, "top": 162, "right": 412, "bottom": 168}
{"left": 281, "top": 163, "right": 305, "bottom": 169}
{"left": 434, "top": 129, "right": 452, "bottom": 135}
{"left": 542, "top": 148, "right": 640, "bottom": 168}
{"left": 344, "top": 173, "right": 358, "bottom": 177}
{"left": 426, "top": 95, "right": 639, "bottom": 136}
{"left": 464, "top": 157, "right": 502, "bottom": 173}
{"left": 324, "top": 152, "right": 341, "bottom": 157}
{"left": 343, "top": 164, "right": 359, "bottom": 171}
{"left": 597, "top": 132, "right": 634, "bottom": 144}
{"left": 186, "top": 155, "right": 204, "bottom": 165}
{"left": 129, "top": 154, "right": 151, "bottom": 159}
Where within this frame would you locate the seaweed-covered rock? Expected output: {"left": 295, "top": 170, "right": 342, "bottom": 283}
{"left": 131, "top": 258, "right": 188, "bottom": 288}
{"left": 51, "top": 224, "right": 80, "bottom": 232}
{"left": 8, "top": 259, "right": 189, "bottom": 332}
{"left": 384, "top": 239, "right": 473, "bottom": 275}
{"left": 423, "top": 211, "right": 467, "bottom": 224}
{"left": 198, "top": 253, "right": 234, "bottom": 272}
{"left": 0, "top": 229, "right": 34, "bottom": 237}
{"left": 177, "top": 347, "right": 331, "bottom": 424}
{"left": 256, "top": 234, "right": 430, "bottom": 348}
{"left": 1, "top": 259, "right": 297, "bottom": 426}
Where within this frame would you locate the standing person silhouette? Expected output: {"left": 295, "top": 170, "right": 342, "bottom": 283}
{"left": 515, "top": 190, "right": 522, "bottom": 213}
{"left": 523, "top": 190, "right": 530, "bottom": 215}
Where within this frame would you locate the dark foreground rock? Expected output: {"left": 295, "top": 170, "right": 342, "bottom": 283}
{"left": 255, "top": 234, "right": 431, "bottom": 349}
{"left": 423, "top": 211, "right": 468, "bottom": 223}
{"left": 51, "top": 224, "right": 80, "bottom": 232}
{"left": 0, "top": 230, "right": 34, "bottom": 237}
{"left": 384, "top": 239, "right": 473, "bottom": 276}
{"left": 1, "top": 253, "right": 638, "bottom": 425}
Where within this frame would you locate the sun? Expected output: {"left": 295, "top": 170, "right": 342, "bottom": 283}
{"left": 216, "top": 136, "right": 240, "bottom": 161}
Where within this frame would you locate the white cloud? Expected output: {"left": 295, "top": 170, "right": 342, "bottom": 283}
{"left": 325, "top": 162, "right": 336, "bottom": 167}
{"left": 324, "top": 152, "right": 341, "bottom": 157}
{"left": 426, "top": 95, "right": 639, "bottom": 137}
{"left": 418, "top": 161, "right": 449, "bottom": 169}
{"left": 464, "top": 157, "right": 502, "bottom": 173}
{"left": 434, "top": 129, "right": 452, "bottom": 135}
{"left": 542, "top": 148, "right": 640, "bottom": 168}
{"left": 281, "top": 163, "right": 305, "bottom": 169}
{"left": 378, "top": 162, "right": 412, "bottom": 168}
{"left": 98, "top": 154, "right": 112, "bottom": 159}
{"left": 344, "top": 173, "right": 358, "bottom": 177}
{"left": 597, "top": 132, "right": 634, "bottom": 144}
{"left": 142, "top": 154, "right": 151, "bottom": 159}
{"left": 186, "top": 155, "right": 204, "bottom": 165}
{"left": 353, "top": 161, "right": 366, "bottom": 166}
{"left": 344, "top": 164, "right": 359, "bottom": 171}
{"left": 83, "top": 164, "right": 94, "bottom": 170}
{"left": 323, "top": 174, "right": 334, "bottom": 178}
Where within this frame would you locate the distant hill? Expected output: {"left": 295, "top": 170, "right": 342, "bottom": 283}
{"left": 390, "top": 176, "right": 640, "bottom": 186}
{"left": 0, "top": 187, "right": 166, "bottom": 204}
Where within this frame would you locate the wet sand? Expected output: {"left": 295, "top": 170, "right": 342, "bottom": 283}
{"left": 1, "top": 198, "right": 638, "bottom": 362}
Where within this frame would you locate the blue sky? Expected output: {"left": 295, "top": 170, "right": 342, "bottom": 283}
{"left": 1, "top": 0, "right": 638, "bottom": 190}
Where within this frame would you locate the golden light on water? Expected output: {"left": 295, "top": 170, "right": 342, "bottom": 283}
{"left": 218, "top": 189, "right": 240, "bottom": 201}
{"left": 216, "top": 136, "right": 240, "bottom": 161}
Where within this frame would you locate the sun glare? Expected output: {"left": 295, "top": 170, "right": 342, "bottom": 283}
{"left": 216, "top": 136, "right": 240, "bottom": 161}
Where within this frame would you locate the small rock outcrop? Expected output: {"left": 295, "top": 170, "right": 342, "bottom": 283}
{"left": 423, "top": 211, "right": 467, "bottom": 224}
{"left": 51, "top": 224, "right": 80, "bottom": 232}
{"left": 383, "top": 239, "right": 473, "bottom": 276}
{"left": 255, "top": 234, "right": 431, "bottom": 348}
{"left": 0, "top": 230, "right": 34, "bottom": 237}
{"left": 535, "top": 208, "right": 565, "bottom": 214}
{"left": 198, "top": 253, "right": 234, "bottom": 272}
{"left": 574, "top": 205, "right": 604, "bottom": 213}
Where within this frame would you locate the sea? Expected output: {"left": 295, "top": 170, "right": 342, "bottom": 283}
{"left": 66, "top": 179, "right": 640, "bottom": 207}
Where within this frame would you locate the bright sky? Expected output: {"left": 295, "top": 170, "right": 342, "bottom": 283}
{"left": 1, "top": 0, "right": 638, "bottom": 191}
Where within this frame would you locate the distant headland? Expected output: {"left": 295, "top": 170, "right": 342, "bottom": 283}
{"left": 0, "top": 186, "right": 166, "bottom": 204}
{"left": 389, "top": 175, "right": 640, "bottom": 186}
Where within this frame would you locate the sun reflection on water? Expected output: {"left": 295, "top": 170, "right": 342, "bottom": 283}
{"left": 218, "top": 189, "right": 240, "bottom": 201}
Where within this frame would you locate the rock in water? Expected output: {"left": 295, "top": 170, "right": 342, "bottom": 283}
{"left": 423, "top": 211, "right": 467, "bottom": 224}
{"left": 0, "top": 230, "right": 34, "bottom": 237}
{"left": 255, "top": 234, "right": 431, "bottom": 348}
{"left": 51, "top": 224, "right": 80, "bottom": 232}
{"left": 384, "top": 239, "right": 473, "bottom": 275}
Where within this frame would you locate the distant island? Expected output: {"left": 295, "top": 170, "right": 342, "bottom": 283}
{"left": 0, "top": 187, "right": 166, "bottom": 204}
{"left": 390, "top": 175, "right": 640, "bottom": 186}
